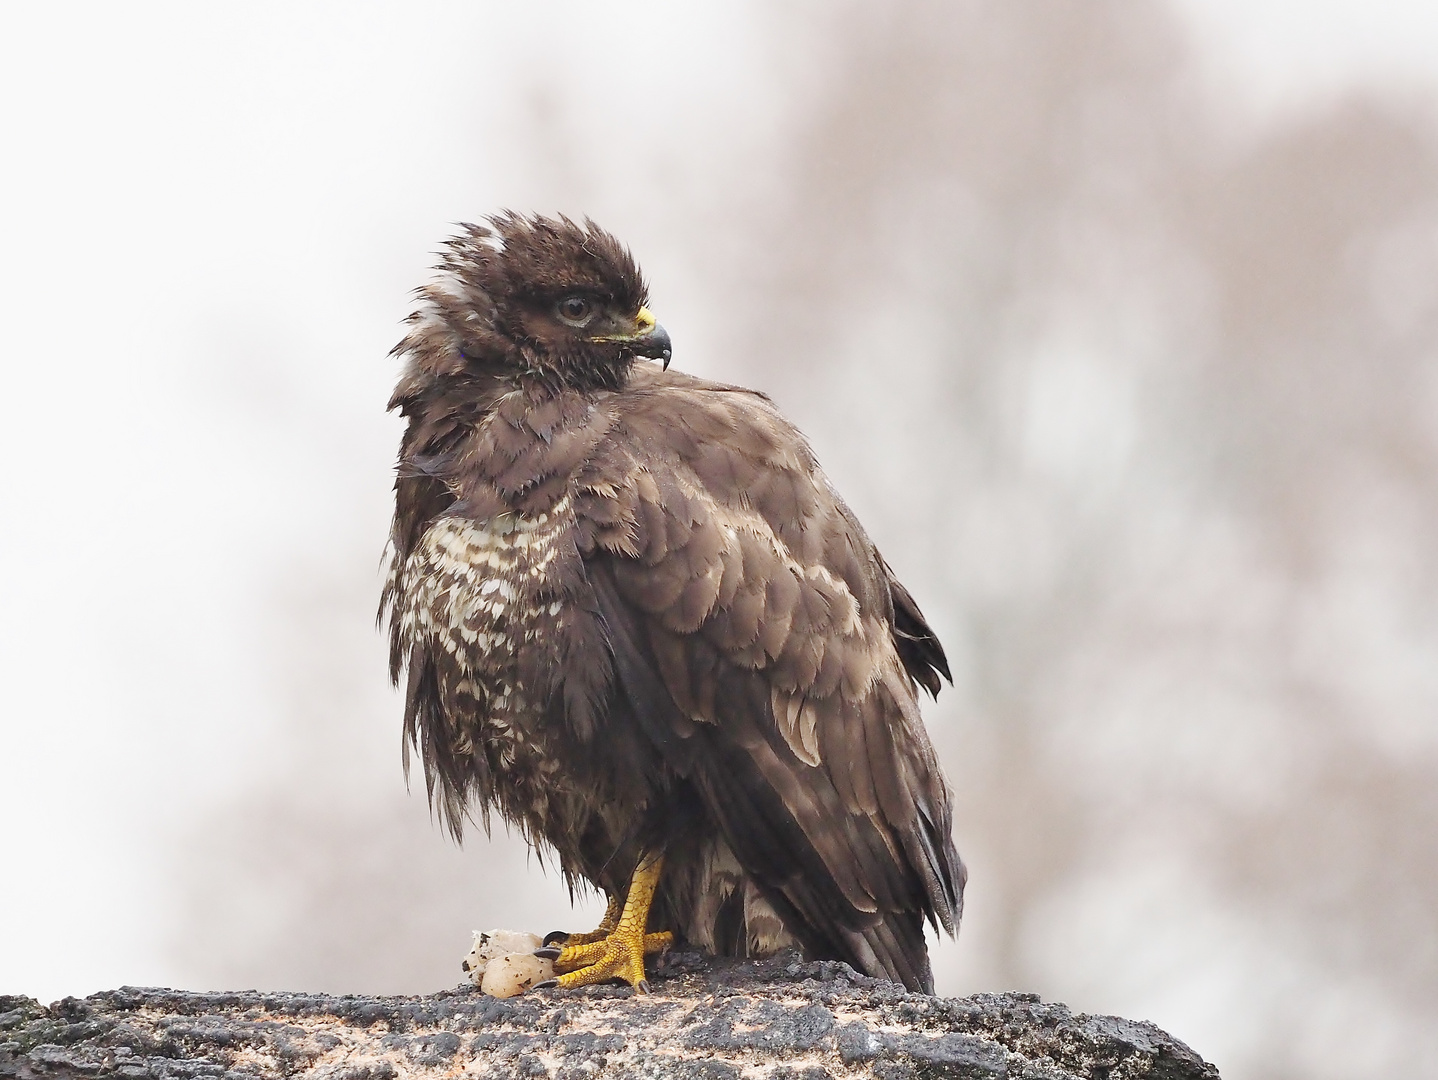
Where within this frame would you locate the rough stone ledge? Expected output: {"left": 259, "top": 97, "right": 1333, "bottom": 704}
{"left": 1, "top": 950, "right": 1219, "bottom": 1080}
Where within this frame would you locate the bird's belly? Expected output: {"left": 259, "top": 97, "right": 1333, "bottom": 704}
{"left": 400, "top": 511, "right": 588, "bottom": 795}
{"left": 398, "top": 507, "right": 652, "bottom": 880}
{"left": 467, "top": 674, "right": 638, "bottom": 880}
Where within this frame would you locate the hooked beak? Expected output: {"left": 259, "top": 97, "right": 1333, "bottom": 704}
{"left": 599, "top": 306, "right": 673, "bottom": 369}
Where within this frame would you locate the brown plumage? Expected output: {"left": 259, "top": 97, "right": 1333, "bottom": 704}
{"left": 382, "top": 213, "right": 965, "bottom": 993}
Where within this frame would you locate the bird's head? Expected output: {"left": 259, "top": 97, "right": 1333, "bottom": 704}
{"left": 399, "top": 213, "right": 672, "bottom": 392}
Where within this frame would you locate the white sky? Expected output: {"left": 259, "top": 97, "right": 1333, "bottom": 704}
{"left": 0, "top": 0, "right": 766, "bottom": 1001}
{"left": 2, "top": 0, "right": 1436, "bottom": 1010}
{"left": 1170, "top": 0, "right": 1438, "bottom": 116}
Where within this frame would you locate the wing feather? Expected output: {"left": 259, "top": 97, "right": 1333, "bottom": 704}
{"left": 582, "top": 376, "right": 965, "bottom": 991}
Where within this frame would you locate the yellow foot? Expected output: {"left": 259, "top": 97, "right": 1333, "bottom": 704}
{"left": 537, "top": 930, "right": 673, "bottom": 991}
{"left": 534, "top": 852, "right": 672, "bottom": 992}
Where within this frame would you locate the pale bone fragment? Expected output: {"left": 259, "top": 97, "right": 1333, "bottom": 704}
{"left": 480, "top": 953, "right": 556, "bottom": 998}
{"left": 462, "top": 929, "right": 544, "bottom": 987}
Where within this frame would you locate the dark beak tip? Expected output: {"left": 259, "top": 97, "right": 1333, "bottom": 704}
{"left": 633, "top": 322, "right": 674, "bottom": 367}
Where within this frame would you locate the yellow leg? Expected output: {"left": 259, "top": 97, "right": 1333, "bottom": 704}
{"left": 537, "top": 854, "right": 673, "bottom": 992}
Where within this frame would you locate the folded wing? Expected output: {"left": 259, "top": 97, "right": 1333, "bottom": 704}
{"left": 575, "top": 375, "right": 966, "bottom": 991}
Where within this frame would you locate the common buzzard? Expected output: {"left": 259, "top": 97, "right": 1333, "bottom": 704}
{"left": 382, "top": 214, "right": 965, "bottom": 993}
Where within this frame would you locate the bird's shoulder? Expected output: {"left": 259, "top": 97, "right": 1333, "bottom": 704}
{"left": 571, "top": 366, "right": 906, "bottom": 716}
{"left": 607, "top": 363, "right": 798, "bottom": 468}
{"left": 578, "top": 366, "right": 880, "bottom": 595}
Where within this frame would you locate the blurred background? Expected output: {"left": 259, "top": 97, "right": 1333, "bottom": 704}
{"left": 3, "top": 2, "right": 1438, "bottom": 1077}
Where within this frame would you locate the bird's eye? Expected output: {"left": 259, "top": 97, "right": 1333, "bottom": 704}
{"left": 557, "top": 296, "right": 592, "bottom": 324}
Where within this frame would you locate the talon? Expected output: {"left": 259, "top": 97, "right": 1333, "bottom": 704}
{"left": 533, "top": 979, "right": 558, "bottom": 990}
{"left": 534, "top": 946, "right": 562, "bottom": 960}
{"left": 547, "top": 855, "right": 672, "bottom": 991}
{"left": 549, "top": 894, "right": 624, "bottom": 948}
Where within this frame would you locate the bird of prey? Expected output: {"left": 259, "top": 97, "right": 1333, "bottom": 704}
{"left": 382, "top": 214, "right": 965, "bottom": 994}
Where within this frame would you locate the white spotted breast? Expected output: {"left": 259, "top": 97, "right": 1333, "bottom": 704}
{"left": 395, "top": 496, "right": 574, "bottom": 681}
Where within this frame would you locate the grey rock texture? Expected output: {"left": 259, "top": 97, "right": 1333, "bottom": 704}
{"left": 1, "top": 950, "right": 1219, "bottom": 1080}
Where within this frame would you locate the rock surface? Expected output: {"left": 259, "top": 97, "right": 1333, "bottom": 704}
{"left": 1, "top": 950, "right": 1219, "bottom": 1080}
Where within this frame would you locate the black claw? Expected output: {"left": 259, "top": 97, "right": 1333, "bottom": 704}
{"left": 534, "top": 946, "right": 563, "bottom": 960}
{"left": 533, "top": 979, "right": 558, "bottom": 990}
{"left": 637, "top": 980, "right": 651, "bottom": 995}
{"left": 542, "top": 930, "right": 570, "bottom": 947}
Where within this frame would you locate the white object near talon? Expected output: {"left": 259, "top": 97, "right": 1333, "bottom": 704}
{"left": 463, "top": 929, "right": 547, "bottom": 992}
{"left": 480, "top": 952, "right": 555, "bottom": 998}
